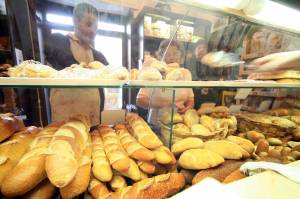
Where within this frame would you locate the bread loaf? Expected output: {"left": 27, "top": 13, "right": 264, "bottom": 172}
{"left": 60, "top": 135, "right": 92, "bottom": 199}
{"left": 160, "top": 112, "right": 183, "bottom": 125}
{"left": 223, "top": 169, "right": 247, "bottom": 184}
{"left": 137, "top": 161, "right": 156, "bottom": 174}
{"left": 183, "top": 109, "right": 199, "bottom": 128}
{"left": 171, "top": 137, "right": 203, "bottom": 156}
{"left": 46, "top": 116, "right": 90, "bottom": 187}
{"left": 153, "top": 146, "right": 176, "bottom": 165}
{"left": 110, "top": 173, "right": 185, "bottom": 199}
{"left": 126, "top": 114, "right": 162, "bottom": 149}
{"left": 91, "top": 130, "right": 113, "bottom": 182}
{"left": 88, "top": 177, "right": 110, "bottom": 199}
{"left": 110, "top": 175, "right": 127, "bottom": 191}
{"left": 0, "top": 113, "right": 24, "bottom": 142}
{"left": 227, "top": 136, "right": 255, "bottom": 154}
{"left": 99, "top": 126, "right": 130, "bottom": 172}
{"left": 191, "top": 124, "right": 214, "bottom": 138}
{"left": 119, "top": 159, "right": 141, "bottom": 181}
{"left": 0, "top": 126, "right": 38, "bottom": 186}
{"left": 22, "top": 180, "right": 55, "bottom": 199}
{"left": 192, "top": 160, "right": 244, "bottom": 185}
{"left": 115, "top": 124, "right": 154, "bottom": 161}
{"left": 1, "top": 125, "right": 59, "bottom": 197}
{"left": 200, "top": 115, "right": 215, "bottom": 132}
{"left": 178, "top": 149, "right": 224, "bottom": 170}
{"left": 204, "top": 140, "right": 250, "bottom": 160}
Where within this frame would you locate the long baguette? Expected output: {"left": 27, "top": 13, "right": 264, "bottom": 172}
{"left": 22, "top": 179, "right": 56, "bottom": 199}
{"left": 60, "top": 135, "right": 92, "bottom": 199}
{"left": 91, "top": 130, "right": 113, "bottom": 182}
{"left": 88, "top": 177, "right": 111, "bottom": 199}
{"left": 99, "top": 126, "right": 130, "bottom": 172}
{"left": 45, "top": 116, "right": 90, "bottom": 187}
{"left": 115, "top": 124, "right": 154, "bottom": 161}
{"left": 0, "top": 126, "right": 38, "bottom": 186}
{"left": 126, "top": 114, "right": 162, "bottom": 150}
{"left": 110, "top": 173, "right": 185, "bottom": 199}
{"left": 154, "top": 146, "right": 176, "bottom": 165}
{"left": 110, "top": 175, "right": 127, "bottom": 192}
{"left": 0, "top": 113, "right": 25, "bottom": 142}
{"left": 119, "top": 159, "right": 141, "bottom": 181}
{"left": 1, "top": 125, "right": 59, "bottom": 197}
{"left": 137, "top": 161, "right": 156, "bottom": 174}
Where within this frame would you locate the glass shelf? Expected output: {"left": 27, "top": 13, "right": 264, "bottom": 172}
{"left": 1, "top": 77, "right": 300, "bottom": 89}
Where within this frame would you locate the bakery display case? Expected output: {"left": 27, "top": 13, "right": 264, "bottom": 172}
{"left": 1, "top": 0, "right": 300, "bottom": 199}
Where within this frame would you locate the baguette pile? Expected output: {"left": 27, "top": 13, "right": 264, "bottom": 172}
{"left": 0, "top": 114, "right": 183, "bottom": 199}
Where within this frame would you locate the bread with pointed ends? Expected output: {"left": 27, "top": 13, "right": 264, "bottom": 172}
{"left": 88, "top": 177, "right": 110, "bottom": 199}
{"left": 115, "top": 124, "right": 154, "bottom": 161}
{"left": 183, "top": 109, "right": 199, "bottom": 128}
{"left": 204, "top": 140, "right": 250, "bottom": 160}
{"left": 46, "top": 116, "right": 90, "bottom": 187}
{"left": 200, "top": 115, "right": 215, "bottom": 132}
{"left": 0, "top": 126, "right": 38, "bottom": 186}
{"left": 223, "top": 169, "right": 247, "bottom": 184}
{"left": 179, "top": 149, "right": 224, "bottom": 170}
{"left": 99, "top": 125, "right": 130, "bottom": 172}
{"left": 160, "top": 112, "right": 183, "bottom": 125}
{"left": 0, "top": 113, "right": 25, "bottom": 142}
{"left": 227, "top": 136, "right": 255, "bottom": 154}
{"left": 171, "top": 137, "right": 203, "bottom": 156}
{"left": 192, "top": 160, "right": 245, "bottom": 185}
{"left": 154, "top": 146, "right": 176, "bottom": 165}
{"left": 110, "top": 175, "right": 127, "bottom": 191}
{"left": 91, "top": 130, "right": 113, "bottom": 182}
{"left": 291, "top": 116, "right": 300, "bottom": 125}
{"left": 119, "top": 159, "right": 141, "bottom": 181}
{"left": 1, "top": 125, "right": 59, "bottom": 197}
{"left": 22, "top": 180, "right": 55, "bottom": 199}
{"left": 110, "top": 173, "right": 185, "bottom": 199}
{"left": 137, "top": 161, "right": 156, "bottom": 174}
{"left": 60, "top": 135, "right": 92, "bottom": 199}
{"left": 126, "top": 114, "right": 162, "bottom": 149}
{"left": 191, "top": 124, "right": 214, "bottom": 138}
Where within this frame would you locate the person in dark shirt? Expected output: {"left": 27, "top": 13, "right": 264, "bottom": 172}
{"left": 45, "top": 3, "right": 108, "bottom": 125}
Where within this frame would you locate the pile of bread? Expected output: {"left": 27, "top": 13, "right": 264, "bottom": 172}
{"left": 160, "top": 106, "right": 237, "bottom": 145}
{"left": 0, "top": 114, "right": 185, "bottom": 199}
{"left": 248, "top": 70, "right": 300, "bottom": 83}
{"left": 133, "top": 56, "right": 192, "bottom": 81}
{"left": 8, "top": 60, "right": 130, "bottom": 80}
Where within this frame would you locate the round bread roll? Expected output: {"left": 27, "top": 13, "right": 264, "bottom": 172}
{"left": 191, "top": 124, "right": 214, "bottom": 138}
{"left": 227, "top": 135, "right": 255, "bottom": 154}
{"left": 173, "top": 123, "right": 191, "bottom": 137}
{"left": 88, "top": 61, "right": 105, "bottom": 69}
{"left": 165, "top": 68, "right": 192, "bottom": 81}
{"left": 137, "top": 67, "right": 162, "bottom": 81}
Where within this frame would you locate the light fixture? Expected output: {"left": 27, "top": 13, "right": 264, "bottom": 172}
{"left": 246, "top": 0, "right": 300, "bottom": 32}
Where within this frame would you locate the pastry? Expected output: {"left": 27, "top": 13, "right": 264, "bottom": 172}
{"left": 137, "top": 161, "right": 156, "bottom": 174}
{"left": 119, "top": 159, "right": 141, "bottom": 181}
{"left": 171, "top": 137, "right": 203, "bottom": 155}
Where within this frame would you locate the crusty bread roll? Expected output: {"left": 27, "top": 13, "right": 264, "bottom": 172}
{"left": 171, "top": 137, "right": 203, "bottom": 156}
{"left": 91, "top": 130, "right": 113, "bottom": 182}
{"left": 227, "top": 136, "right": 255, "bottom": 154}
{"left": 137, "top": 161, "right": 156, "bottom": 174}
{"left": 0, "top": 113, "right": 25, "bottom": 142}
{"left": 110, "top": 175, "right": 127, "bottom": 191}
{"left": 88, "top": 177, "right": 110, "bottom": 199}
{"left": 60, "top": 135, "right": 92, "bottom": 199}
{"left": 183, "top": 109, "right": 199, "bottom": 128}
{"left": 154, "top": 146, "right": 176, "bottom": 165}
{"left": 46, "top": 116, "right": 90, "bottom": 187}
{"left": 173, "top": 123, "right": 191, "bottom": 137}
{"left": 1, "top": 125, "right": 59, "bottom": 197}
{"left": 165, "top": 68, "right": 192, "bottom": 81}
{"left": 115, "top": 124, "right": 154, "bottom": 161}
{"left": 160, "top": 112, "right": 183, "bottom": 125}
{"left": 126, "top": 114, "right": 162, "bottom": 149}
{"left": 179, "top": 149, "right": 224, "bottom": 170}
{"left": 22, "top": 179, "right": 55, "bottom": 199}
{"left": 119, "top": 159, "right": 141, "bottom": 181}
{"left": 204, "top": 140, "right": 250, "bottom": 160}
{"left": 191, "top": 124, "right": 214, "bottom": 138}
{"left": 192, "top": 160, "right": 244, "bottom": 185}
{"left": 99, "top": 126, "right": 130, "bottom": 172}
{"left": 110, "top": 173, "right": 185, "bottom": 199}
{"left": 291, "top": 116, "right": 300, "bottom": 125}
{"left": 200, "top": 115, "right": 215, "bottom": 132}
{"left": 223, "top": 169, "right": 247, "bottom": 184}
{"left": 0, "top": 127, "right": 38, "bottom": 186}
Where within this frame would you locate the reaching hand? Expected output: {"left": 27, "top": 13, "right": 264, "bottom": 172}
{"left": 249, "top": 51, "right": 300, "bottom": 72}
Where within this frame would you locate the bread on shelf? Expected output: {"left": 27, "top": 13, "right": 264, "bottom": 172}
{"left": 110, "top": 175, "right": 127, "bottom": 192}
{"left": 1, "top": 124, "right": 60, "bottom": 197}
{"left": 21, "top": 179, "right": 56, "bottom": 199}
{"left": 154, "top": 146, "right": 176, "bottom": 165}
{"left": 88, "top": 177, "right": 110, "bottom": 199}
{"left": 0, "top": 113, "right": 25, "bottom": 142}
{"left": 119, "top": 159, "right": 142, "bottom": 181}
{"left": 99, "top": 125, "right": 130, "bottom": 172}
{"left": 45, "top": 116, "right": 90, "bottom": 187}
{"left": 171, "top": 137, "right": 203, "bottom": 156}
{"left": 183, "top": 109, "right": 199, "bottom": 128}
{"left": 0, "top": 126, "right": 39, "bottom": 186}
{"left": 91, "top": 130, "right": 113, "bottom": 182}
{"left": 137, "top": 161, "right": 156, "bottom": 174}
{"left": 60, "top": 135, "right": 92, "bottom": 199}
{"left": 115, "top": 124, "right": 155, "bottom": 161}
